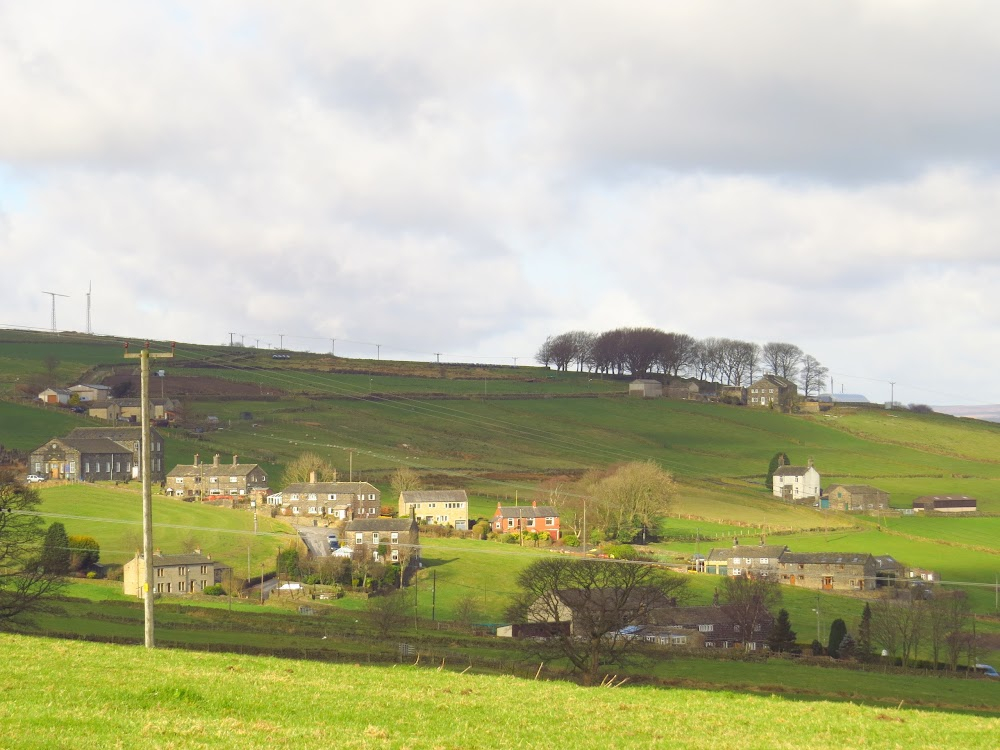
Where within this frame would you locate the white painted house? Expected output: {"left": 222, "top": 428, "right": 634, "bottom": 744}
{"left": 773, "top": 458, "right": 821, "bottom": 501}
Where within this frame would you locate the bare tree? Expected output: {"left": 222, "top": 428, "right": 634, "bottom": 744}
{"left": 590, "top": 330, "right": 627, "bottom": 375}
{"left": 588, "top": 461, "right": 675, "bottom": 543}
{"left": 569, "top": 331, "right": 597, "bottom": 372}
{"left": 390, "top": 467, "right": 423, "bottom": 496}
{"left": 761, "top": 342, "right": 803, "bottom": 380}
{"left": 366, "top": 589, "right": 411, "bottom": 639}
{"left": 619, "top": 327, "right": 667, "bottom": 377}
{"left": 282, "top": 452, "right": 338, "bottom": 484}
{"left": 657, "top": 333, "right": 697, "bottom": 377}
{"left": 799, "top": 355, "right": 828, "bottom": 398}
{"left": 871, "top": 594, "right": 926, "bottom": 668}
{"left": 719, "top": 575, "right": 781, "bottom": 650}
{"left": 505, "top": 557, "right": 687, "bottom": 685}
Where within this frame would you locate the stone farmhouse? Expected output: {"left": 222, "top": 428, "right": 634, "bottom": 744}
{"left": 398, "top": 490, "right": 469, "bottom": 530}
{"left": 703, "top": 543, "right": 789, "bottom": 578}
{"left": 628, "top": 379, "right": 663, "bottom": 398}
{"left": 344, "top": 516, "right": 420, "bottom": 569}
{"left": 123, "top": 549, "right": 228, "bottom": 597}
{"left": 748, "top": 374, "right": 797, "bottom": 408}
{"left": 166, "top": 454, "right": 268, "bottom": 499}
{"left": 825, "top": 484, "right": 890, "bottom": 512}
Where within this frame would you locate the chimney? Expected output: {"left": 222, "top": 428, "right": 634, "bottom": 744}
{"left": 154, "top": 548, "right": 162, "bottom": 556}
{"left": 532, "top": 500, "right": 537, "bottom": 507}
{"left": 497, "top": 502, "right": 502, "bottom": 509}
{"left": 807, "top": 457, "right": 814, "bottom": 469}
{"left": 194, "top": 453, "right": 199, "bottom": 466}
{"left": 233, "top": 455, "right": 238, "bottom": 466}
{"left": 778, "top": 455, "right": 785, "bottom": 467}
{"left": 213, "top": 454, "right": 220, "bottom": 467}
{"left": 309, "top": 470, "right": 317, "bottom": 484}
{"left": 733, "top": 537, "right": 739, "bottom": 547}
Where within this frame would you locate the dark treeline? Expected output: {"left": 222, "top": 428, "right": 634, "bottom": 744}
{"left": 536, "top": 328, "right": 828, "bottom": 395}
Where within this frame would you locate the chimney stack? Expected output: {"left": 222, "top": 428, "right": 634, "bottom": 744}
{"left": 194, "top": 547, "right": 201, "bottom": 555}
{"left": 309, "top": 470, "right": 317, "bottom": 484}
{"left": 213, "top": 454, "right": 220, "bottom": 467}
{"left": 807, "top": 457, "right": 814, "bottom": 469}
{"left": 532, "top": 500, "right": 537, "bottom": 507}
{"left": 233, "top": 455, "right": 238, "bottom": 466}
{"left": 194, "top": 453, "right": 199, "bottom": 466}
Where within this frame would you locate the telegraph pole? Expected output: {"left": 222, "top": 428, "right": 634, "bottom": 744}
{"left": 889, "top": 382, "right": 896, "bottom": 409}
{"left": 124, "top": 341, "right": 174, "bottom": 648}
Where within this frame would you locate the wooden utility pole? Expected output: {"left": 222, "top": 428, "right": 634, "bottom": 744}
{"left": 124, "top": 341, "right": 174, "bottom": 648}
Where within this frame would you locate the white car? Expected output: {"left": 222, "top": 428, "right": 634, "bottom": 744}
{"left": 26, "top": 474, "right": 46, "bottom": 483}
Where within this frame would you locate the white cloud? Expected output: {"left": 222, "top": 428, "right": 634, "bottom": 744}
{"left": 3, "top": 2, "right": 1000, "bottom": 403}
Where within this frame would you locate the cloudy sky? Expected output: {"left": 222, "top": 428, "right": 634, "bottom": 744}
{"left": 3, "top": 1, "right": 1000, "bottom": 406}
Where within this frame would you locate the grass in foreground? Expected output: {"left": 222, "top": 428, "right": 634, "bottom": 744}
{"left": 0, "top": 634, "right": 998, "bottom": 750}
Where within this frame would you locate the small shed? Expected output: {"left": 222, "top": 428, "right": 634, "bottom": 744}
{"left": 629, "top": 379, "right": 663, "bottom": 398}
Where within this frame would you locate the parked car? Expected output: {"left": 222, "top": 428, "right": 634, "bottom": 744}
{"left": 26, "top": 474, "right": 46, "bottom": 483}
{"left": 974, "top": 663, "right": 999, "bottom": 678}
{"left": 70, "top": 406, "right": 86, "bottom": 413}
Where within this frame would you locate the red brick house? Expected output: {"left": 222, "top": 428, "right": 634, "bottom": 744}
{"left": 492, "top": 501, "right": 560, "bottom": 540}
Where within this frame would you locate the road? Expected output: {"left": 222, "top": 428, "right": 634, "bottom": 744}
{"left": 297, "top": 526, "right": 335, "bottom": 558}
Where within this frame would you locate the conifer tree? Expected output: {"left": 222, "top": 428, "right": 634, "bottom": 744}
{"left": 767, "top": 608, "right": 798, "bottom": 652}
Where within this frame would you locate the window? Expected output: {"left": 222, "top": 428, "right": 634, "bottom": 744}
{"left": 105, "top": 462, "right": 111, "bottom": 472}
{"left": 732, "top": 568, "right": 742, "bottom": 576}
{"left": 178, "top": 581, "right": 186, "bottom": 592}
{"left": 759, "top": 558, "right": 769, "bottom": 565}
{"left": 355, "top": 533, "right": 363, "bottom": 545}
{"left": 115, "top": 462, "right": 121, "bottom": 472}
{"left": 670, "top": 635, "right": 688, "bottom": 645}
{"left": 201, "top": 565, "right": 209, "bottom": 575}
{"left": 177, "top": 567, "right": 187, "bottom": 575}
{"left": 391, "top": 532, "right": 399, "bottom": 543}
{"left": 175, "top": 478, "right": 185, "bottom": 484}
{"left": 156, "top": 568, "right": 164, "bottom": 577}
{"left": 698, "top": 624, "right": 714, "bottom": 632}
{"left": 229, "top": 476, "right": 238, "bottom": 483}
{"left": 210, "top": 477, "right": 218, "bottom": 483}
{"left": 368, "top": 494, "right": 376, "bottom": 501}
{"left": 166, "top": 583, "right": 172, "bottom": 593}
{"left": 732, "top": 557, "right": 742, "bottom": 565}
{"left": 526, "top": 518, "right": 535, "bottom": 527}
{"left": 372, "top": 532, "right": 380, "bottom": 544}
{"left": 69, "top": 461, "right": 76, "bottom": 473}
{"left": 545, "top": 517, "right": 554, "bottom": 525}
{"left": 734, "top": 624, "right": 740, "bottom": 632}
{"left": 507, "top": 519, "right": 515, "bottom": 528}
{"left": 391, "top": 549, "right": 399, "bottom": 562}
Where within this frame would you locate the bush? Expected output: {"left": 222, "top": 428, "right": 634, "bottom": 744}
{"left": 471, "top": 521, "right": 490, "bottom": 540}
{"left": 202, "top": 584, "right": 225, "bottom": 596}
{"left": 85, "top": 571, "right": 97, "bottom": 580}
{"left": 562, "top": 534, "right": 580, "bottom": 547}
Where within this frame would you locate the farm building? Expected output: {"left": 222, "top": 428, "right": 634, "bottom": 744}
{"left": 825, "top": 484, "right": 890, "bottom": 512}
{"left": 912, "top": 496, "right": 977, "bottom": 513}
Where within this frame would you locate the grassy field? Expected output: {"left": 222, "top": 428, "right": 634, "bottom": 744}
{"left": 1, "top": 633, "right": 998, "bottom": 749}
{"left": 35, "top": 483, "right": 297, "bottom": 570}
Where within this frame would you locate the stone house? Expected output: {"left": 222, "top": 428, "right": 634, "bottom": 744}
{"left": 68, "top": 383, "right": 111, "bottom": 402}
{"left": 344, "top": 516, "right": 420, "bottom": 568}
{"left": 772, "top": 458, "right": 821, "bottom": 501}
{"left": 748, "top": 374, "right": 797, "bottom": 408}
{"left": 642, "top": 605, "right": 773, "bottom": 650}
{"left": 703, "top": 543, "right": 789, "bottom": 578}
{"left": 166, "top": 453, "right": 268, "bottom": 499}
{"left": 110, "top": 397, "right": 178, "bottom": 421}
{"left": 66, "top": 426, "right": 165, "bottom": 481}
{"left": 398, "top": 490, "right": 469, "bottom": 530}
{"left": 267, "top": 477, "right": 381, "bottom": 519}
{"left": 493, "top": 501, "right": 561, "bottom": 540}
{"left": 826, "top": 484, "right": 890, "bottom": 512}
{"left": 777, "top": 552, "right": 876, "bottom": 591}
{"left": 123, "top": 549, "right": 228, "bottom": 597}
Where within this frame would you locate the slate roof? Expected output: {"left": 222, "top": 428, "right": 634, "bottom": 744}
{"left": 780, "top": 552, "right": 873, "bottom": 566}
{"left": 706, "top": 545, "right": 788, "bottom": 562}
{"left": 400, "top": 490, "right": 468, "bottom": 504}
{"left": 168, "top": 463, "right": 263, "bottom": 478}
{"left": 281, "top": 481, "right": 378, "bottom": 495}
{"left": 148, "top": 552, "right": 224, "bottom": 567}
{"left": 818, "top": 393, "right": 870, "bottom": 403}
{"left": 60, "top": 437, "right": 134, "bottom": 455}
{"left": 496, "top": 504, "right": 558, "bottom": 518}
{"left": 66, "top": 427, "right": 147, "bottom": 442}
{"left": 754, "top": 374, "right": 796, "bottom": 389}
{"left": 827, "top": 484, "right": 883, "bottom": 493}
{"left": 345, "top": 518, "right": 419, "bottom": 533}
{"left": 913, "top": 495, "right": 977, "bottom": 508}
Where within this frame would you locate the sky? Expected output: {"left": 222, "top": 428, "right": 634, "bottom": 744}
{"left": 3, "top": 1, "right": 1000, "bottom": 407}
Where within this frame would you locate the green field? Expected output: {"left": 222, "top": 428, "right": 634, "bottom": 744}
{"left": 35, "top": 484, "right": 297, "bottom": 570}
{"left": 1, "top": 633, "right": 998, "bottom": 750}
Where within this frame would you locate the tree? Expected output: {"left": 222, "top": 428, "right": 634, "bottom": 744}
{"left": 366, "top": 590, "right": 411, "bottom": 639}
{"left": 719, "top": 575, "right": 781, "bottom": 651}
{"left": 0, "top": 471, "right": 65, "bottom": 623}
{"left": 43, "top": 356, "right": 60, "bottom": 379}
{"left": 68, "top": 535, "right": 100, "bottom": 572}
{"left": 41, "top": 522, "right": 70, "bottom": 574}
{"left": 588, "top": 461, "right": 675, "bottom": 543}
{"left": 281, "top": 452, "right": 337, "bottom": 484}
{"left": 766, "top": 452, "right": 790, "bottom": 491}
{"left": 761, "top": 342, "right": 803, "bottom": 380}
{"left": 799, "top": 355, "right": 828, "bottom": 398}
{"left": 767, "top": 608, "right": 797, "bottom": 652}
{"left": 856, "top": 602, "right": 874, "bottom": 662}
{"left": 827, "top": 618, "right": 848, "bottom": 658}
{"left": 505, "top": 557, "right": 686, "bottom": 685}
{"left": 871, "top": 594, "right": 927, "bottom": 668}
{"left": 390, "top": 467, "right": 423, "bottom": 496}
{"left": 454, "top": 595, "right": 483, "bottom": 631}
{"left": 110, "top": 381, "right": 133, "bottom": 398}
